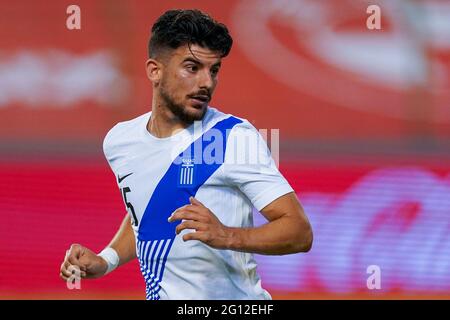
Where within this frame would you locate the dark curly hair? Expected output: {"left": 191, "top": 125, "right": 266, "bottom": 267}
{"left": 148, "top": 9, "right": 233, "bottom": 59}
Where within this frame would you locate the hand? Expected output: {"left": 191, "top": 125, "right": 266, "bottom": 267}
{"left": 169, "top": 197, "right": 232, "bottom": 250}
{"left": 59, "top": 244, "right": 108, "bottom": 281}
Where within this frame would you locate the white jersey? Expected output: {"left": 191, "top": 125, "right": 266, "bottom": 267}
{"left": 103, "top": 107, "right": 294, "bottom": 300}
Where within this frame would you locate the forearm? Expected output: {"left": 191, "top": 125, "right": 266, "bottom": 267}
{"left": 105, "top": 214, "right": 137, "bottom": 267}
{"left": 226, "top": 215, "right": 313, "bottom": 255}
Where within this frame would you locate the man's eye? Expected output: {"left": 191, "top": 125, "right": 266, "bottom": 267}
{"left": 186, "top": 65, "right": 198, "bottom": 72}
{"left": 211, "top": 68, "right": 219, "bottom": 76}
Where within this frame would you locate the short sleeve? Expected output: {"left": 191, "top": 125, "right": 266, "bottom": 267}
{"left": 222, "top": 121, "right": 294, "bottom": 211}
{"left": 102, "top": 122, "right": 128, "bottom": 175}
{"left": 102, "top": 125, "right": 118, "bottom": 174}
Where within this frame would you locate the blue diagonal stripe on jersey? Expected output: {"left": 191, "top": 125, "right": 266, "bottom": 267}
{"left": 136, "top": 115, "right": 242, "bottom": 300}
{"left": 139, "top": 239, "right": 173, "bottom": 300}
{"left": 154, "top": 239, "right": 171, "bottom": 282}
{"left": 138, "top": 239, "right": 163, "bottom": 298}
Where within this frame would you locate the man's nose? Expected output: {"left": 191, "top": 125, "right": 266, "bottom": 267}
{"left": 198, "top": 69, "right": 214, "bottom": 90}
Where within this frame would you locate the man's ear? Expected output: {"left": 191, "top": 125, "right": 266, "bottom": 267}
{"left": 145, "top": 58, "right": 162, "bottom": 85}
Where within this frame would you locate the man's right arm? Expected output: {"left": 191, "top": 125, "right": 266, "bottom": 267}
{"left": 105, "top": 214, "right": 137, "bottom": 267}
{"left": 59, "top": 214, "right": 136, "bottom": 281}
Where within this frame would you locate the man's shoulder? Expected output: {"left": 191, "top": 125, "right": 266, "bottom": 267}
{"left": 106, "top": 111, "right": 149, "bottom": 139}
{"left": 108, "top": 112, "right": 149, "bottom": 135}
{"left": 208, "top": 107, "right": 254, "bottom": 131}
{"left": 103, "top": 111, "right": 150, "bottom": 159}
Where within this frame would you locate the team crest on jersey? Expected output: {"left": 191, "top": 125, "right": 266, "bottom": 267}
{"left": 177, "top": 157, "right": 195, "bottom": 187}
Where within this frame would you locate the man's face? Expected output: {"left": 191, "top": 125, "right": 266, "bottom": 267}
{"left": 157, "top": 44, "right": 222, "bottom": 123}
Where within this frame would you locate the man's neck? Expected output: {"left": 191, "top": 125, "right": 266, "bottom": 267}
{"left": 147, "top": 104, "right": 190, "bottom": 139}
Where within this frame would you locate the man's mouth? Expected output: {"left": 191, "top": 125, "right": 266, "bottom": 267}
{"left": 189, "top": 95, "right": 210, "bottom": 104}
{"left": 189, "top": 96, "right": 209, "bottom": 109}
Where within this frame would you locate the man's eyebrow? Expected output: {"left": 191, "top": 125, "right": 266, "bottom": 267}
{"left": 182, "top": 57, "right": 202, "bottom": 65}
{"left": 182, "top": 57, "right": 222, "bottom": 68}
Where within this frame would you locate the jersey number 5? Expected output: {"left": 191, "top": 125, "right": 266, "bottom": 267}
{"left": 121, "top": 187, "right": 138, "bottom": 226}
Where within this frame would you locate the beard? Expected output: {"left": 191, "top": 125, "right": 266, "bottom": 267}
{"left": 159, "top": 82, "right": 208, "bottom": 124}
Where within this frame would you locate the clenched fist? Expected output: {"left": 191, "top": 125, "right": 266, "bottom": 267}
{"left": 60, "top": 244, "right": 108, "bottom": 281}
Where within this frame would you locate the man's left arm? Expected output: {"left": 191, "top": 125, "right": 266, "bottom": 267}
{"left": 169, "top": 193, "right": 313, "bottom": 255}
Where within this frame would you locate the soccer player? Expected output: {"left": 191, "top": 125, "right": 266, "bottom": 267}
{"left": 60, "top": 9, "right": 313, "bottom": 300}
